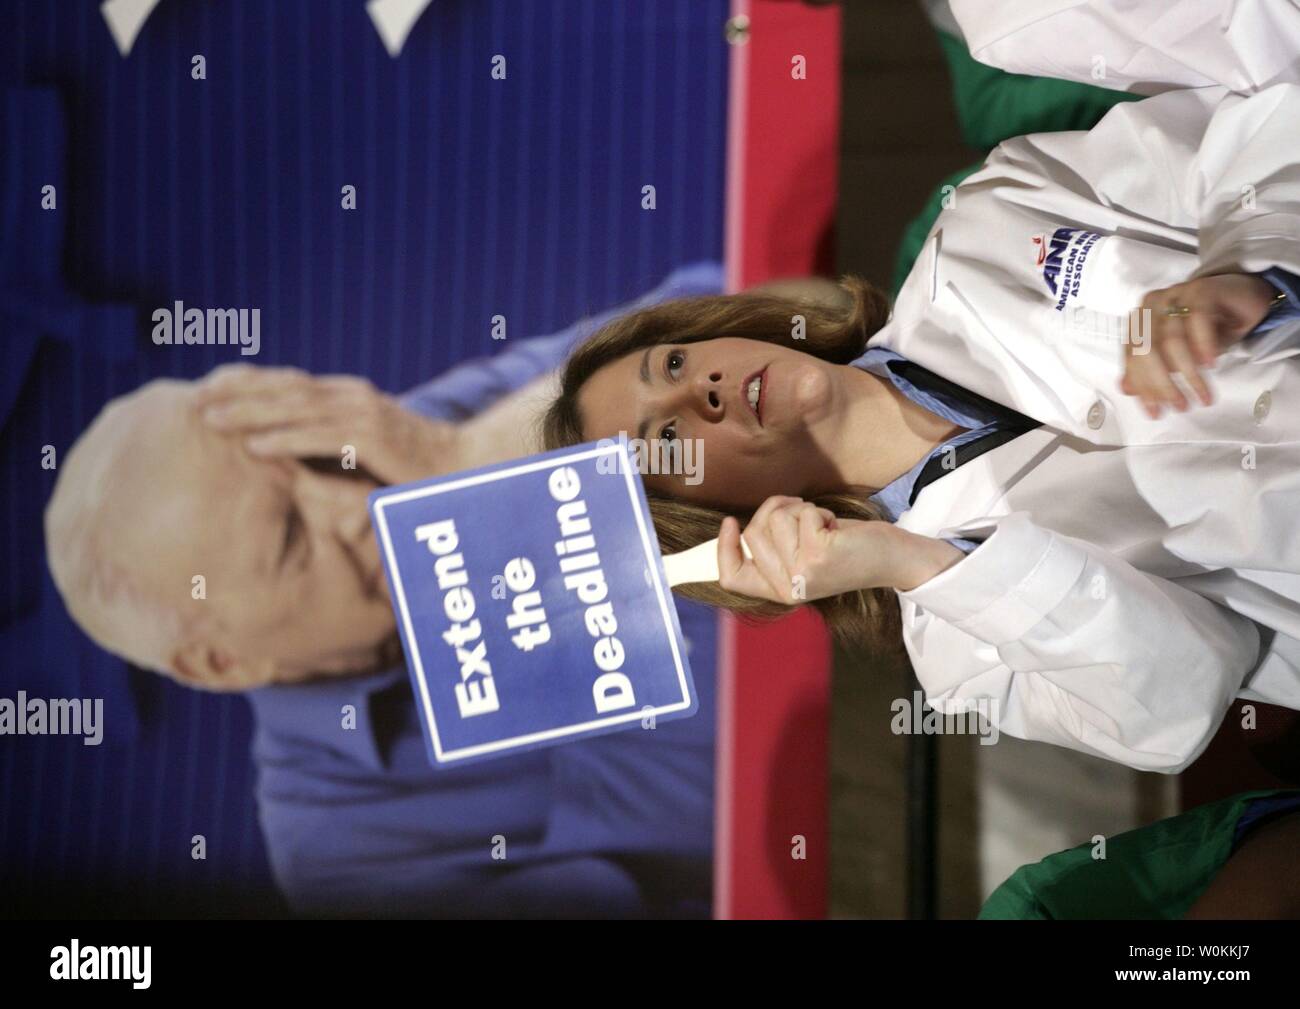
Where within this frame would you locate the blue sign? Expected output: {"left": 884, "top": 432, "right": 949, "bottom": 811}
{"left": 369, "top": 439, "right": 698, "bottom": 767}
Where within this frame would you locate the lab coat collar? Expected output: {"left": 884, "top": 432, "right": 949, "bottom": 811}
{"left": 896, "top": 426, "right": 1063, "bottom": 541}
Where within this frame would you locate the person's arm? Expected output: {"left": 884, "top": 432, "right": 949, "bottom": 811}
{"left": 988, "top": 84, "right": 1300, "bottom": 285}
{"left": 717, "top": 499, "right": 1259, "bottom": 771}
{"left": 1092, "top": 82, "right": 1300, "bottom": 411}
{"left": 896, "top": 511, "right": 1261, "bottom": 772}
{"left": 947, "top": 0, "right": 1300, "bottom": 96}
{"left": 1253, "top": 267, "right": 1300, "bottom": 328}
{"left": 981, "top": 82, "right": 1300, "bottom": 416}
{"left": 931, "top": 24, "right": 1138, "bottom": 151}
{"left": 1237, "top": 267, "right": 1300, "bottom": 358}
{"left": 1185, "top": 85, "right": 1300, "bottom": 289}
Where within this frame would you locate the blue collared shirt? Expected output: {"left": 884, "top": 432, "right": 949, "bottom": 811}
{"left": 1256, "top": 267, "right": 1300, "bottom": 334}
{"left": 850, "top": 347, "right": 995, "bottom": 554}
{"left": 247, "top": 262, "right": 725, "bottom": 918}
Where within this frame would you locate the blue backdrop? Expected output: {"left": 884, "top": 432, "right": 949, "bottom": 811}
{"left": 0, "top": 0, "right": 728, "bottom": 916}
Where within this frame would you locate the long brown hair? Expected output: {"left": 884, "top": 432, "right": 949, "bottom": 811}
{"left": 540, "top": 275, "right": 903, "bottom": 655}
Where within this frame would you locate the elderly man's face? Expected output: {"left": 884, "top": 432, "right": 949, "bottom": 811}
{"left": 89, "top": 383, "right": 397, "bottom": 686}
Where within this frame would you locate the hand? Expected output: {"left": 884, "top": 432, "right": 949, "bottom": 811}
{"left": 196, "top": 364, "right": 463, "bottom": 485}
{"left": 716, "top": 495, "right": 965, "bottom": 603}
{"left": 1123, "top": 273, "right": 1279, "bottom": 417}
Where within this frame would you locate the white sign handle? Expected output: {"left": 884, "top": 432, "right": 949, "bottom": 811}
{"left": 663, "top": 535, "right": 753, "bottom": 587}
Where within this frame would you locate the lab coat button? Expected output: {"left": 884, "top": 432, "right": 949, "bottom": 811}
{"left": 1253, "top": 391, "right": 1272, "bottom": 424}
{"left": 1086, "top": 400, "right": 1106, "bottom": 429}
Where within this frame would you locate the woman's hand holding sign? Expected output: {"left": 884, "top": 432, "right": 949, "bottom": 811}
{"left": 198, "top": 364, "right": 462, "bottom": 485}
{"left": 1123, "top": 273, "right": 1283, "bottom": 418}
{"left": 717, "top": 496, "right": 965, "bottom": 603}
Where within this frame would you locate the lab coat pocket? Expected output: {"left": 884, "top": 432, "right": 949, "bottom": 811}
{"left": 1079, "top": 232, "right": 1198, "bottom": 317}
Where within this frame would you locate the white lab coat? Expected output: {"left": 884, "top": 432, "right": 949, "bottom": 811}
{"left": 948, "top": 0, "right": 1300, "bottom": 95}
{"left": 873, "top": 82, "right": 1300, "bottom": 772}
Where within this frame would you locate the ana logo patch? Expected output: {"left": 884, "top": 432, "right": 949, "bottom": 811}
{"left": 1036, "top": 227, "right": 1103, "bottom": 310}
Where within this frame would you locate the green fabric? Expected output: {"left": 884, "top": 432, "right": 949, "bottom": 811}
{"left": 890, "top": 31, "right": 1141, "bottom": 296}
{"left": 978, "top": 790, "right": 1292, "bottom": 920}
{"left": 935, "top": 30, "right": 1141, "bottom": 152}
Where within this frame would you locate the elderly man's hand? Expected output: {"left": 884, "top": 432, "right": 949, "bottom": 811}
{"left": 197, "top": 365, "right": 463, "bottom": 485}
{"left": 1122, "top": 273, "right": 1281, "bottom": 418}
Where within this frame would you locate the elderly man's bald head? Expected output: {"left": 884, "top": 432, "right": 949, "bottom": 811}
{"left": 45, "top": 375, "right": 395, "bottom": 690}
{"left": 46, "top": 380, "right": 222, "bottom": 675}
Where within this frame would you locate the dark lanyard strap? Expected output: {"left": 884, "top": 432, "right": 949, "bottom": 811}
{"left": 884, "top": 359, "right": 1043, "bottom": 508}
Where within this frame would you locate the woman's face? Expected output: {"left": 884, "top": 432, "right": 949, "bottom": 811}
{"left": 577, "top": 337, "right": 852, "bottom": 510}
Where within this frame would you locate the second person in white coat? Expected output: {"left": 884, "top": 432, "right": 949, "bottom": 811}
{"left": 947, "top": 0, "right": 1300, "bottom": 96}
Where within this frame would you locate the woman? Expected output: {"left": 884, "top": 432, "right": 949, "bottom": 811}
{"left": 540, "top": 82, "right": 1300, "bottom": 773}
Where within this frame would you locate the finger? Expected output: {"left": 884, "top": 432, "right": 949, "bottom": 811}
{"left": 1138, "top": 286, "right": 1177, "bottom": 319}
{"left": 746, "top": 495, "right": 804, "bottom": 530}
{"left": 741, "top": 498, "right": 799, "bottom": 565}
{"left": 797, "top": 505, "right": 832, "bottom": 566}
{"left": 244, "top": 423, "right": 365, "bottom": 462}
{"left": 1145, "top": 281, "right": 1194, "bottom": 309}
{"left": 204, "top": 392, "right": 336, "bottom": 432}
{"left": 741, "top": 514, "right": 794, "bottom": 601}
{"left": 1182, "top": 308, "right": 1222, "bottom": 375}
{"left": 314, "top": 374, "right": 377, "bottom": 396}
{"left": 1124, "top": 301, "right": 1162, "bottom": 407}
{"left": 1120, "top": 369, "right": 1162, "bottom": 418}
{"left": 1131, "top": 325, "right": 1187, "bottom": 414}
{"left": 766, "top": 504, "right": 802, "bottom": 562}
{"left": 1123, "top": 354, "right": 1165, "bottom": 418}
{"left": 1151, "top": 333, "right": 1193, "bottom": 411}
{"left": 195, "top": 365, "right": 313, "bottom": 403}
{"left": 729, "top": 496, "right": 805, "bottom": 599}
{"left": 718, "top": 516, "right": 744, "bottom": 577}
{"left": 718, "top": 516, "right": 777, "bottom": 601}
{"left": 1159, "top": 326, "right": 1212, "bottom": 407}
{"left": 800, "top": 504, "right": 834, "bottom": 544}
{"left": 785, "top": 501, "right": 826, "bottom": 551}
